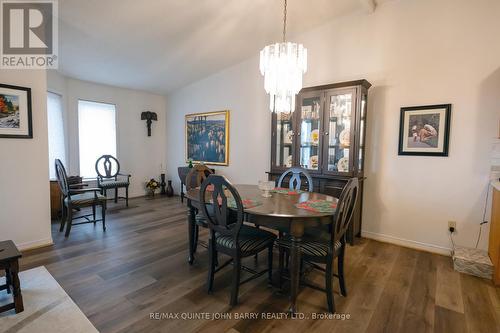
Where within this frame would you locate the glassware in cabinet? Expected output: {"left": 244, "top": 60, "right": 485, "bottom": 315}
{"left": 299, "top": 96, "right": 321, "bottom": 171}
{"left": 274, "top": 111, "right": 294, "bottom": 168}
{"left": 326, "top": 91, "right": 353, "bottom": 173}
{"left": 358, "top": 93, "right": 367, "bottom": 172}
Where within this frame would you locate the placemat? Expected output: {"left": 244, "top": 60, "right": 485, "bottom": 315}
{"left": 271, "top": 187, "right": 305, "bottom": 195}
{"left": 295, "top": 199, "right": 337, "bottom": 213}
{"left": 227, "top": 197, "right": 262, "bottom": 209}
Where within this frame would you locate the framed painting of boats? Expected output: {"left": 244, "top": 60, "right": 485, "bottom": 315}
{"left": 185, "top": 110, "right": 229, "bottom": 165}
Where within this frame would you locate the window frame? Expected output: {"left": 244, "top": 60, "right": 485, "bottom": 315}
{"left": 47, "top": 90, "right": 67, "bottom": 180}
{"left": 77, "top": 99, "right": 118, "bottom": 179}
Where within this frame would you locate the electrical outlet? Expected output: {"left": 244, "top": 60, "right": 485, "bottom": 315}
{"left": 448, "top": 221, "right": 456, "bottom": 231}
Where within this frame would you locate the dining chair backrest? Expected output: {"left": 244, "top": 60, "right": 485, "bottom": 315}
{"left": 199, "top": 175, "right": 244, "bottom": 239}
{"left": 55, "top": 159, "right": 70, "bottom": 197}
{"left": 95, "top": 155, "right": 120, "bottom": 179}
{"left": 331, "top": 178, "right": 359, "bottom": 246}
{"left": 178, "top": 167, "right": 189, "bottom": 186}
{"left": 277, "top": 167, "right": 314, "bottom": 192}
{"left": 186, "top": 164, "right": 213, "bottom": 190}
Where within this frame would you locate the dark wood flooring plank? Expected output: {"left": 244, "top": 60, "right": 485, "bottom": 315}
{"left": 399, "top": 251, "right": 437, "bottom": 333}
{"left": 364, "top": 246, "right": 419, "bottom": 333}
{"left": 461, "top": 273, "right": 499, "bottom": 333}
{"left": 116, "top": 259, "right": 273, "bottom": 333}
{"left": 486, "top": 283, "right": 500, "bottom": 329}
{"left": 248, "top": 239, "right": 373, "bottom": 333}
{"left": 326, "top": 241, "right": 401, "bottom": 333}
{"left": 434, "top": 305, "right": 467, "bottom": 333}
{"left": 435, "top": 251, "right": 465, "bottom": 314}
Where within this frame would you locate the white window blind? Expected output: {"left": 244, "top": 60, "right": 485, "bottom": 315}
{"left": 78, "top": 100, "right": 117, "bottom": 178}
{"left": 47, "top": 92, "right": 66, "bottom": 179}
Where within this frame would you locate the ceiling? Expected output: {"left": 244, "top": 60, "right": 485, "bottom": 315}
{"left": 57, "top": 0, "right": 379, "bottom": 95}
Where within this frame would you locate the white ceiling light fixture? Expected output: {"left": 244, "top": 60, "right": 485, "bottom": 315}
{"left": 259, "top": 0, "right": 307, "bottom": 114}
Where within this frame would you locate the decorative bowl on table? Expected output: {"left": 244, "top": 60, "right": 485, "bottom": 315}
{"left": 258, "top": 180, "right": 275, "bottom": 198}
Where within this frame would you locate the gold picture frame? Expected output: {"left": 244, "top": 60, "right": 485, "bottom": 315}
{"left": 185, "top": 110, "right": 230, "bottom": 166}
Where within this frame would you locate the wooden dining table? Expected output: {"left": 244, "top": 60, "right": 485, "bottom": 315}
{"left": 185, "top": 184, "right": 338, "bottom": 313}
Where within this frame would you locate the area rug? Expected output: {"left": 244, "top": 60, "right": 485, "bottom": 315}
{"left": 0, "top": 266, "right": 98, "bottom": 333}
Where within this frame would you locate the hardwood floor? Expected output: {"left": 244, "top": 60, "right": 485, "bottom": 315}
{"left": 20, "top": 196, "right": 500, "bottom": 333}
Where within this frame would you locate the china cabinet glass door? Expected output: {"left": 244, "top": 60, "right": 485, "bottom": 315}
{"left": 298, "top": 93, "right": 322, "bottom": 172}
{"left": 324, "top": 89, "right": 355, "bottom": 175}
{"left": 358, "top": 93, "right": 367, "bottom": 172}
{"left": 273, "top": 112, "right": 294, "bottom": 169}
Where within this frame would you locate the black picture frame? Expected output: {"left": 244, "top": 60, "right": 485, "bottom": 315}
{"left": 398, "top": 104, "right": 451, "bottom": 156}
{"left": 0, "top": 83, "right": 33, "bottom": 139}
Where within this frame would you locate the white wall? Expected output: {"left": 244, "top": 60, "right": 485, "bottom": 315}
{"left": 166, "top": 59, "right": 271, "bottom": 187}
{"left": 166, "top": 0, "right": 500, "bottom": 254}
{"left": 0, "top": 70, "right": 52, "bottom": 250}
{"left": 47, "top": 71, "right": 167, "bottom": 198}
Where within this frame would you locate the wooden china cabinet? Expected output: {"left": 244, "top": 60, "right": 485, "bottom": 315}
{"left": 268, "top": 79, "right": 371, "bottom": 242}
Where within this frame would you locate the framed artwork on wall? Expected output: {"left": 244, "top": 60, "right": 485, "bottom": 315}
{"left": 185, "top": 110, "right": 229, "bottom": 165}
{"left": 0, "top": 84, "right": 32, "bottom": 139}
{"left": 398, "top": 104, "right": 451, "bottom": 156}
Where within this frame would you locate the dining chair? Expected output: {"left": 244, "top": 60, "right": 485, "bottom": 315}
{"left": 277, "top": 167, "right": 314, "bottom": 253}
{"left": 200, "top": 175, "right": 276, "bottom": 306}
{"left": 55, "top": 159, "right": 107, "bottom": 237}
{"left": 177, "top": 166, "right": 189, "bottom": 203}
{"left": 185, "top": 164, "right": 214, "bottom": 191}
{"left": 277, "top": 167, "right": 314, "bottom": 192}
{"left": 55, "top": 159, "right": 85, "bottom": 218}
{"left": 277, "top": 177, "right": 359, "bottom": 313}
{"left": 186, "top": 164, "right": 214, "bottom": 252}
{"left": 95, "top": 155, "right": 131, "bottom": 207}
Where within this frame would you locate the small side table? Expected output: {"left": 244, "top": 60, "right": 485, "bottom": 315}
{"left": 0, "top": 240, "right": 23, "bottom": 313}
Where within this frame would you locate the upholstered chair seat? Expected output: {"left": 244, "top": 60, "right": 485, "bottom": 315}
{"left": 99, "top": 180, "right": 130, "bottom": 188}
{"left": 277, "top": 236, "right": 342, "bottom": 258}
{"left": 65, "top": 192, "right": 107, "bottom": 207}
{"left": 216, "top": 225, "right": 276, "bottom": 256}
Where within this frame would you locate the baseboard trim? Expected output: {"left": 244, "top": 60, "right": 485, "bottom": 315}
{"left": 361, "top": 231, "right": 452, "bottom": 256}
{"left": 17, "top": 237, "right": 54, "bottom": 252}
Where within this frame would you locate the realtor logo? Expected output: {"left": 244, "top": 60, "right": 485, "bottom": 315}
{"left": 1, "top": 0, "right": 58, "bottom": 68}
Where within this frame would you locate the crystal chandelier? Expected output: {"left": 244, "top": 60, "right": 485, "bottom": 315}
{"left": 260, "top": 0, "right": 307, "bottom": 114}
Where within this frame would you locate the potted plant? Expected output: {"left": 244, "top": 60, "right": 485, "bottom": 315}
{"left": 146, "top": 178, "right": 159, "bottom": 198}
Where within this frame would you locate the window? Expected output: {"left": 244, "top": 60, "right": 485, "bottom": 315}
{"left": 47, "top": 92, "right": 66, "bottom": 179}
{"left": 78, "top": 100, "right": 116, "bottom": 178}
